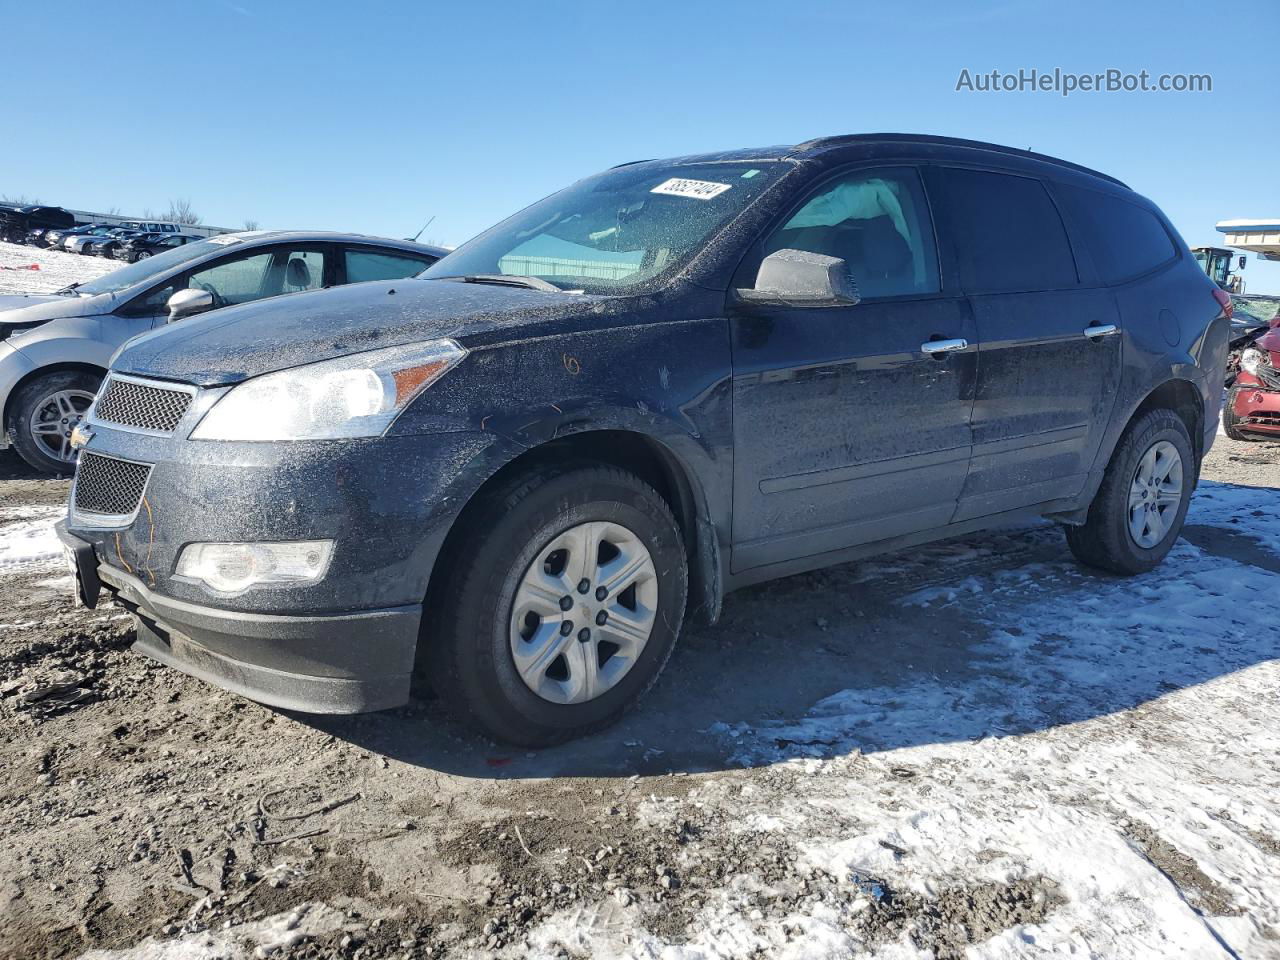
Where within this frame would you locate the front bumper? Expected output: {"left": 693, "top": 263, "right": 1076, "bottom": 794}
{"left": 62, "top": 423, "right": 515, "bottom": 713}
{"left": 1231, "top": 382, "right": 1280, "bottom": 436}
{"left": 58, "top": 521, "right": 416, "bottom": 711}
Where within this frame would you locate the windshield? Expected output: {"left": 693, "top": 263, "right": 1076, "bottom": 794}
{"left": 71, "top": 236, "right": 243, "bottom": 296}
{"left": 422, "top": 160, "right": 786, "bottom": 294}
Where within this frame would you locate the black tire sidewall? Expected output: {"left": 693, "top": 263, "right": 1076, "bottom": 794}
{"left": 442, "top": 469, "right": 687, "bottom": 745}
{"left": 8, "top": 370, "right": 101, "bottom": 474}
{"left": 1098, "top": 412, "right": 1194, "bottom": 571}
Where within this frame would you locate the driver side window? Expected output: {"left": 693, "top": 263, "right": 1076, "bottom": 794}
{"left": 765, "top": 167, "right": 940, "bottom": 299}
{"left": 187, "top": 252, "right": 276, "bottom": 306}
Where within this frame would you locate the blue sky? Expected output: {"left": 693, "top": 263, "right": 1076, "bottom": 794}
{"left": 6, "top": 0, "right": 1280, "bottom": 290}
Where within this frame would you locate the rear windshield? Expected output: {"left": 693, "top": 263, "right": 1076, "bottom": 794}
{"left": 72, "top": 236, "right": 243, "bottom": 296}
{"left": 423, "top": 161, "right": 787, "bottom": 294}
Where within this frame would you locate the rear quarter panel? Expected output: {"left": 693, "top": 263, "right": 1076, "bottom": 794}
{"left": 1090, "top": 257, "right": 1227, "bottom": 482}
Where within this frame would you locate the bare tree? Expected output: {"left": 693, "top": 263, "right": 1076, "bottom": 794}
{"left": 1, "top": 193, "right": 41, "bottom": 205}
{"left": 242, "top": 219, "right": 260, "bottom": 231}
{"left": 164, "top": 198, "right": 201, "bottom": 225}
{"left": 105, "top": 206, "right": 122, "bottom": 216}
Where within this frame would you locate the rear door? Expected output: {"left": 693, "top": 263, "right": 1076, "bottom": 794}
{"left": 928, "top": 166, "right": 1122, "bottom": 520}
{"left": 729, "top": 165, "right": 978, "bottom": 571}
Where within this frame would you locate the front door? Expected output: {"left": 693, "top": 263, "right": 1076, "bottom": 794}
{"left": 729, "top": 166, "right": 977, "bottom": 572}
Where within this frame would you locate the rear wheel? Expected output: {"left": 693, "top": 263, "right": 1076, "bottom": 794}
{"left": 1065, "top": 408, "right": 1194, "bottom": 575}
{"left": 427, "top": 463, "right": 687, "bottom": 746}
{"left": 134, "top": 250, "right": 151, "bottom": 260}
{"left": 7, "top": 371, "right": 101, "bottom": 475}
{"left": 1222, "top": 387, "right": 1260, "bottom": 441}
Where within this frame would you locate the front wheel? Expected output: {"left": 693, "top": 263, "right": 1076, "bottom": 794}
{"left": 427, "top": 464, "right": 688, "bottom": 746}
{"left": 1065, "top": 408, "right": 1194, "bottom": 575}
{"left": 7, "top": 370, "right": 102, "bottom": 475}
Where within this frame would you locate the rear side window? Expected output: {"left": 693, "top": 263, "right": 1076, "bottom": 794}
{"left": 1056, "top": 184, "right": 1177, "bottom": 284}
{"left": 344, "top": 249, "right": 433, "bottom": 283}
{"left": 936, "top": 168, "right": 1077, "bottom": 294}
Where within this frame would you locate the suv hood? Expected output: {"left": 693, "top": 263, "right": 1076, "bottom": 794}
{"left": 112, "top": 279, "right": 615, "bottom": 386}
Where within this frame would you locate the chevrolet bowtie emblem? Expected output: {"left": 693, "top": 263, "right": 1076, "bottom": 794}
{"left": 70, "top": 424, "right": 94, "bottom": 451}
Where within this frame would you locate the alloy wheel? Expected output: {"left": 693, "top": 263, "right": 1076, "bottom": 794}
{"left": 509, "top": 521, "right": 658, "bottom": 705}
{"left": 1127, "top": 439, "right": 1183, "bottom": 548}
{"left": 28, "top": 389, "right": 95, "bottom": 463}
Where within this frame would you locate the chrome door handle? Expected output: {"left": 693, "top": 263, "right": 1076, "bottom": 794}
{"left": 1083, "top": 324, "right": 1119, "bottom": 339}
{"left": 921, "top": 338, "right": 968, "bottom": 355}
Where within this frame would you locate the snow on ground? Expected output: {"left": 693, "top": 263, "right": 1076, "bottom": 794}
{"left": 0, "top": 504, "right": 65, "bottom": 574}
{"left": 0, "top": 239, "right": 121, "bottom": 295}
{"left": 513, "top": 481, "right": 1280, "bottom": 960}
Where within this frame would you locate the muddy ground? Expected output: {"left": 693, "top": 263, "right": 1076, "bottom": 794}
{"left": 1, "top": 434, "right": 1278, "bottom": 959}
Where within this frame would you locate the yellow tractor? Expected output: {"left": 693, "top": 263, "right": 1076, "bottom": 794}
{"left": 1192, "top": 245, "right": 1246, "bottom": 292}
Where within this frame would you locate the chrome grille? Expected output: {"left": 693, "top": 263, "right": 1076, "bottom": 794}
{"left": 94, "top": 377, "right": 192, "bottom": 433}
{"left": 73, "top": 453, "right": 152, "bottom": 517}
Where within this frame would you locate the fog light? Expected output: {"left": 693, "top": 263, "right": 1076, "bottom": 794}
{"left": 175, "top": 541, "right": 333, "bottom": 594}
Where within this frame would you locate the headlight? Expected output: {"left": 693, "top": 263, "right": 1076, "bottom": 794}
{"left": 191, "top": 339, "right": 467, "bottom": 441}
{"left": 1240, "top": 348, "right": 1264, "bottom": 375}
{"left": 176, "top": 540, "right": 333, "bottom": 594}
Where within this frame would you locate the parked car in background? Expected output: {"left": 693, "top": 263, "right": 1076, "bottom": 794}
{"left": 67, "top": 226, "right": 138, "bottom": 255}
{"left": 81, "top": 228, "right": 146, "bottom": 259}
{"left": 55, "top": 134, "right": 1229, "bottom": 746}
{"left": 43, "top": 224, "right": 94, "bottom": 249}
{"left": 62, "top": 225, "right": 122, "bottom": 253}
{"left": 114, "top": 232, "right": 202, "bottom": 262}
{"left": 1, "top": 205, "right": 76, "bottom": 244}
{"left": 1, "top": 231, "right": 446, "bottom": 472}
{"left": 119, "top": 220, "right": 181, "bottom": 236}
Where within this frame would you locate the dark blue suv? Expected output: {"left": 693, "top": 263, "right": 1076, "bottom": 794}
{"left": 59, "top": 134, "right": 1230, "bottom": 745}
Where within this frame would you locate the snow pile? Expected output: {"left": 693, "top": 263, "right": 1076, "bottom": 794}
{"left": 0, "top": 239, "right": 120, "bottom": 295}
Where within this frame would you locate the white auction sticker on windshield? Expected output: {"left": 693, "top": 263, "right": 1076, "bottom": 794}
{"left": 651, "top": 178, "right": 732, "bottom": 200}
{"left": 206, "top": 235, "right": 245, "bottom": 245}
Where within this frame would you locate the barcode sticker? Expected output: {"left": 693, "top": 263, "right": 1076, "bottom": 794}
{"left": 651, "top": 178, "right": 732, "bottom": 200}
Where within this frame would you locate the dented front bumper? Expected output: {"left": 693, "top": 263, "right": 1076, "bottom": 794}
{"left": 61, "top": 425, "right": 508, "bottom": 713}
{"left": 1231, "top": 374, "right": 1280, "bottom": 436}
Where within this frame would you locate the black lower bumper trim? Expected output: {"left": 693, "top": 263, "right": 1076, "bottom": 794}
{"left": 55, "top": 520, "right": 101, "bottom": 609}
{"left": 94, "top": 563, "right": 420, "bottom": 714}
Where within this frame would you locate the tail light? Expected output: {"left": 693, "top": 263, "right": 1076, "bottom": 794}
{"left": 1211, "top": 287, "right": 1233, "bottom": 320}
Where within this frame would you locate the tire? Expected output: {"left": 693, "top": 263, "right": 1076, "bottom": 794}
{"left": 427, "top": 463, "right": 688, "bottom": 746}
{"left": 1065, "top": 408, "right": 1194, "bottom": 575}
{"left": 135, "top": 251, "right": 151, "bottom": 260}
{"left": 1221, "top": 387, "right": 1260, "bottom": 441}
{"left": 7, "top": 370, "right": 102, "bottom": 475}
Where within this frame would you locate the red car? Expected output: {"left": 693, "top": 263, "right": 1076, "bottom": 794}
{"left": 1224, "top": 322, "right": 1280, "bottom": 439}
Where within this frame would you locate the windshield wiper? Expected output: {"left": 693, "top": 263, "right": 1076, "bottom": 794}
{"left": 53, "top": 282, "right": 81, "bottom": 296}
{"left": 455, "top": 274, "right": 564, "bottom": 294}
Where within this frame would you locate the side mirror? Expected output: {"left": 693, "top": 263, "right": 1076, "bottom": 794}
{"left": 735, "top": 249, "right": 860, "bottom": 308}
{"left": 167, "top": 287, "right": 215, "bottom": 323}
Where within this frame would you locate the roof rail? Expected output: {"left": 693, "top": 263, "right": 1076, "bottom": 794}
{"left": 610, "top": 158, "right": 657, "bottom": 169}
{"left": 791, "top": 133, "right": 1128, "bottom": 188}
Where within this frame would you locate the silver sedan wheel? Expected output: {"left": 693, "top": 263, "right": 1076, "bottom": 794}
{"left": 29, "top": 389, "right": 95, "bottom": 463}
{"left": 509, "top": 521, "right": 658, "bottom": 705}
{"left": 1128, "top": 440, "right": 1183, "bottom": 548}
